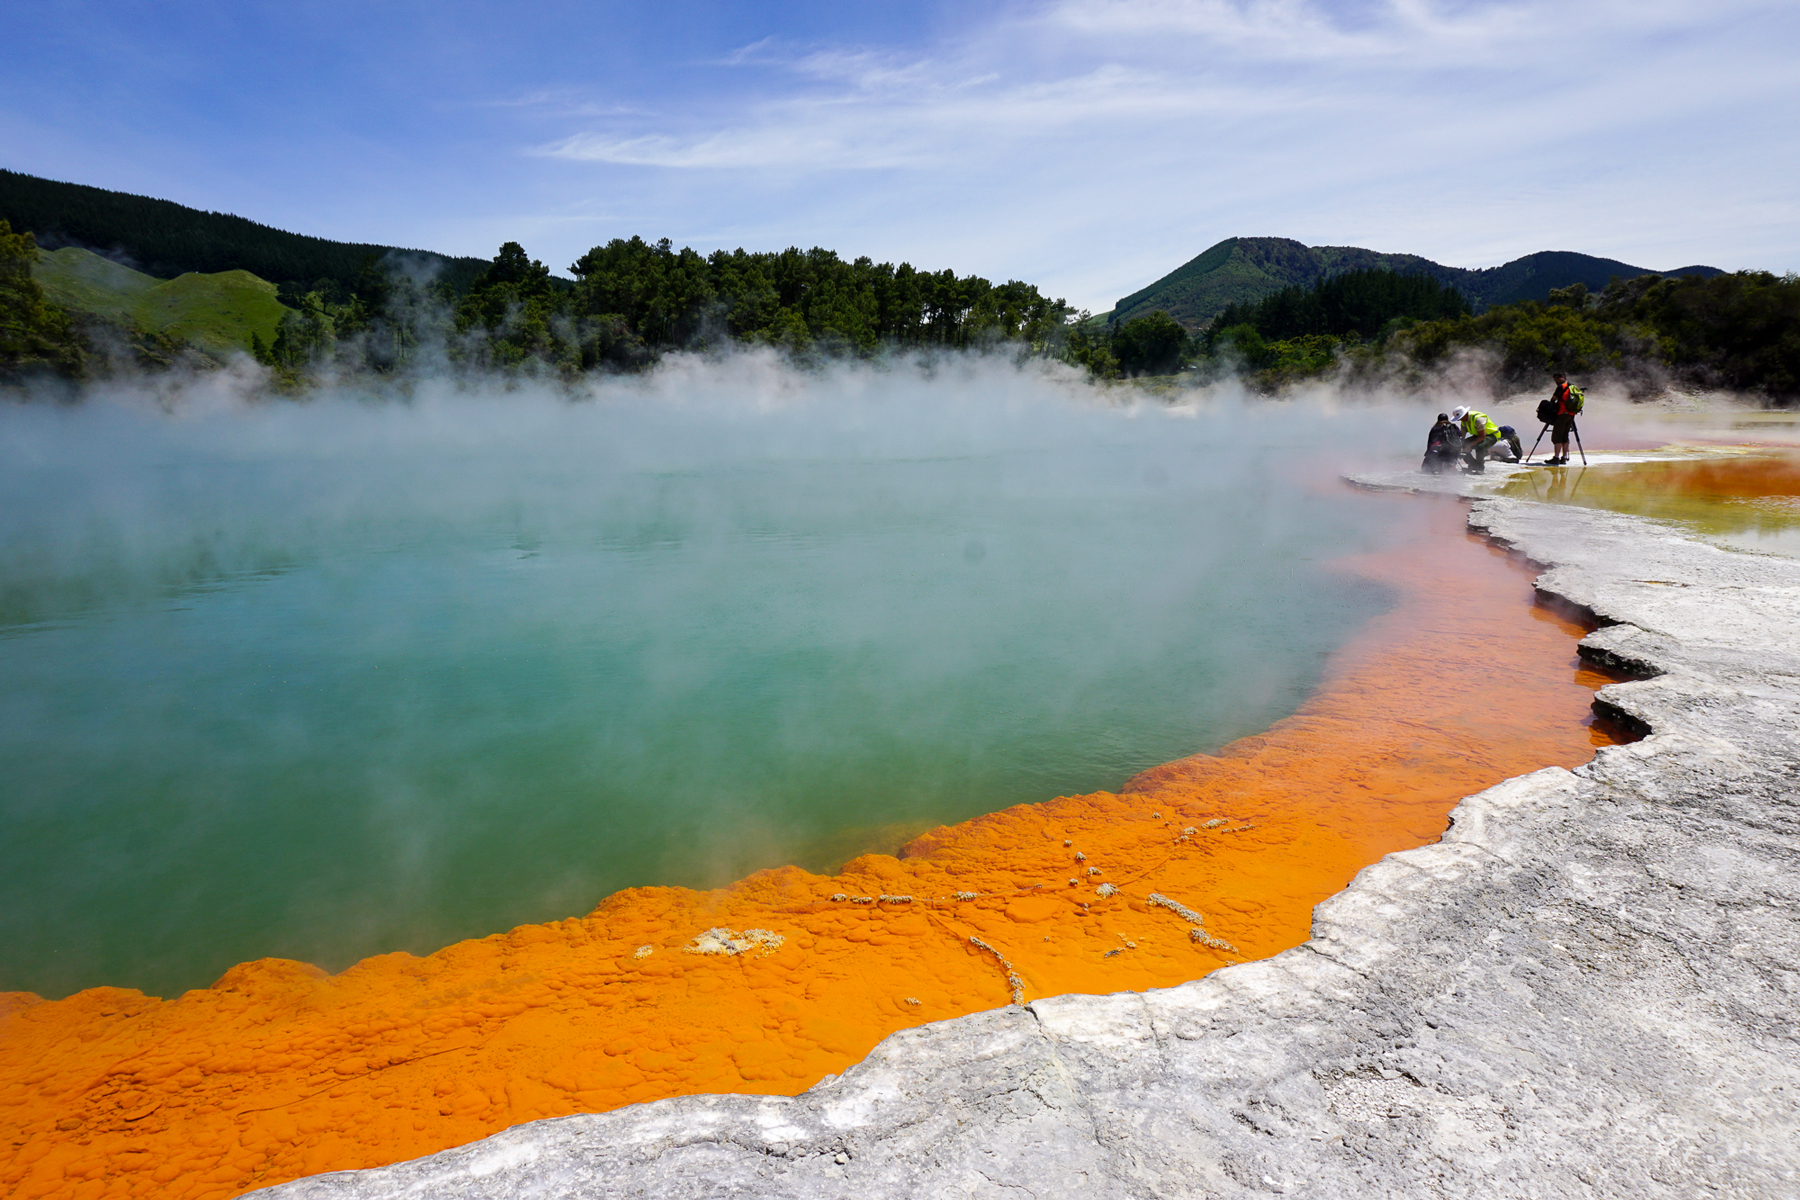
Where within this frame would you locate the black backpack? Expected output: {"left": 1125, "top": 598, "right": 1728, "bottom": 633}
{"left": 1535, "top": 397, "right": 1557, "bottom": 424}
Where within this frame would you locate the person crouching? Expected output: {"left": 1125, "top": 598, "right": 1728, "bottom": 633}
{"left": 1422, "top": 412, "right": 1463, "bottom": 473}
{"left": 1489, "top": 424, "right": 1524, "bottom": 462}
{"left": 1450, "top": 405, "right": 1501, "bottom": 472}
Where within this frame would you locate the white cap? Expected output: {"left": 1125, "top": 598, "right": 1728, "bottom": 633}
{"left": 1450, "top": 405, "right": 1469, "bottom": 421}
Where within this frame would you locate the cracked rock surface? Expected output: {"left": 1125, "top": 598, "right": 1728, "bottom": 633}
{"left": 256, "top": 481, "right": 1800, "bottom": 1200}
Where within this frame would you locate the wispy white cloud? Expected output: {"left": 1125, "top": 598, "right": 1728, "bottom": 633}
{"left": 536, "top": 55, "right": 1301, "bottom": 171}
{"left": 718, "top": 36, "right": 780, "bottom": 67}
{"left": 488, "top": 89, "right": 657, "bottom": 119}
{"left": 540, "top": 128, "right": 936, "bottom": 170}
{"left": 537, "top": 0, "right": 1782, "bottom": 169}
{"left": 9, "top": 0, "right": 1790, "bottom": 310}
{"left": 1035, "top": 0, "right": 1733, "bottom": 62}
{"left": 514, "top": 0, "right": 1799, "bottom": 306}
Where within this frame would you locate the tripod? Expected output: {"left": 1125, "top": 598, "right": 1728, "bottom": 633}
{"left": 1525, "top": 423, "right": 1549, "bottom": 463}
{"left": 1530, "top": 420, "right": 1588, "bottom": 465}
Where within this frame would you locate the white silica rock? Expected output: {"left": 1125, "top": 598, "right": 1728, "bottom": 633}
{"left": 683, "top": 928, "right": 784, "bottom": 957}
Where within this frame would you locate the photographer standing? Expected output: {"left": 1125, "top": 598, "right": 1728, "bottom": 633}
{"left": 1540, "top": 372, "right": 1583, "bottom": 465}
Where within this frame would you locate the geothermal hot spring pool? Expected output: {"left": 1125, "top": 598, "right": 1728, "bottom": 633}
{"left": 0, "top": 362, "right": 1432, "bottom": 1002}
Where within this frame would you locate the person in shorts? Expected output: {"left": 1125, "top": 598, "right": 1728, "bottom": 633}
{"left": 1546, "top": 373, "right": 1579, "bottom": 464}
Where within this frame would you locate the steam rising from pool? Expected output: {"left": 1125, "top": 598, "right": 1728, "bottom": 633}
{"left": 1, "top": 354, "right": 1434, "bottom": 999}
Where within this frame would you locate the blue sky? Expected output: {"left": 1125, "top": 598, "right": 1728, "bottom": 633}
{"left": 4, "top": 0, "right": 1795, "bottom": 310}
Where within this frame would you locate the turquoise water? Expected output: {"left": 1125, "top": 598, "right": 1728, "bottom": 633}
{"left": 0, "top": 367, "right": 1427, "bottom": 999}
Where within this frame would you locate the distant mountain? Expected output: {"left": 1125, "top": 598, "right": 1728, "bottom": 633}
{"left": 1111, "top": 237, "right": 1723, "bottom": 328}
{"left": 1459, "top": 249, "right": 1722, "bottom": 309}
{"left": 0, "top": 169, "right": 490, "bottom": 294}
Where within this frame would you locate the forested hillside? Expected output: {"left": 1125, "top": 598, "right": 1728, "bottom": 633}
{"left": 1110, "top": 236, "right": 1722, "bottom": 329}
{"left": 1208, "top": 270, "right": 1470, "bottom": 345}
{"left": 1065, "top": 266, "right": 1797, "bottom": 400}
{"left": 1112, "top": 238, "right": 1452, "bottom": 329}
{"left": 1389, "top": 272, "right": 1800, "bottom": 397}
{"left": 0, "top": 169, "right": 489, "bottom": 294}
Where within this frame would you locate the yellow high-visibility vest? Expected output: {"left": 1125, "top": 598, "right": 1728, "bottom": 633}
{"left": 1461, "top": 410, "right": 1500, "bottom": 439}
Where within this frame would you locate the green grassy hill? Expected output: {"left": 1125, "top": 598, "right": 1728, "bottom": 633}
{"left": 1112, "top": 237, "right": 1722, "bottom": 329}
{"left": 33, "top": 245, "right": 287, "bottom": 357}
{"left": 31, "top": 244, "right": 156, "bottom": 324}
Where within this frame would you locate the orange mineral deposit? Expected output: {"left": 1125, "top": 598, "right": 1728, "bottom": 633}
{"left": 0, "top": 498, "right": 1632, "bottom": 1200}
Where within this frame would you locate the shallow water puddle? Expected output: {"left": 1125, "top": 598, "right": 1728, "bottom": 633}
{"left": 1497, "top": 451, "right": 1800, "bottom": 557}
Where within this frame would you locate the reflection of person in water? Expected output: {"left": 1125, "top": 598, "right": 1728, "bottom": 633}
{"left": 1422, "top": 412, "right": 1463, "bottom": 473}
{"left": 1544, "top": 463, "right": 1585, "bottom": 502}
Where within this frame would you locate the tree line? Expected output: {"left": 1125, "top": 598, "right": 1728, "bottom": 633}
{"left": 454, "top": 237, "right": 1072, "bottom": 370}
{"left": 4, "top": 223, "right": 1086, "bottom": 386}
{"left": 1060, "top": 268, "right": 1471, "bottom": 381}
{"left": 253, "top": 258, "right": 1800, "bottom": 401}
{"left": 8, "top": 215, "right": 1796, "bottom": 402}
{"left": 252, "top": 237, "right": 1076, "bottom": 379}
{"left": 1073, "top": 266, "right": 1798, "bottom": 402}
{"left": 1387, "top": 271, "right": 1800, "bottom": 397}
